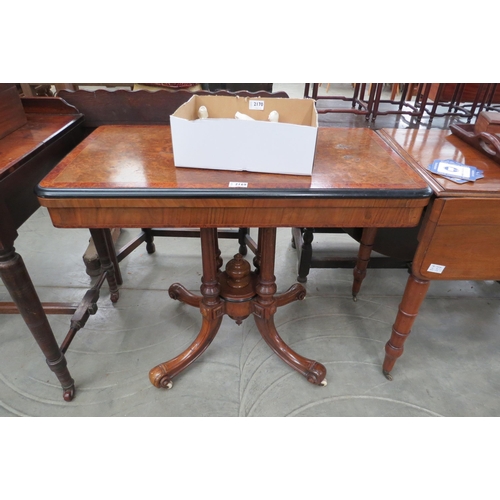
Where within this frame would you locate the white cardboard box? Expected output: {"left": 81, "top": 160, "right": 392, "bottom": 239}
{"left": 170, "top": 95, "right": 318, "bottom": 176}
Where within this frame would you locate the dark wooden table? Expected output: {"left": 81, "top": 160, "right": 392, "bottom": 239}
{"left": 36, "top": 125, "right": 431, "bottom": 395}
{"left": 0, "top": 95, "right": 84, "bottom": 401}
{"left": 378, "top": 127, "right": 500, "bottom": 378}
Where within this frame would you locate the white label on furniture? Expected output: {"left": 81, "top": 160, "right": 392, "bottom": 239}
{"left": 249, "top": 100, "right": 265, "bottom": 111}
{"left": 427, "top": 264, "right": 446, "bottom": 273}
{"left": 228, "top": 182, "right": 248, "bottom": 188}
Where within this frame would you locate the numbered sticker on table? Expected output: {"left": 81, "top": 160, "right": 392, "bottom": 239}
{"left": 249, "top": 100, "right": 265, "bottom": 111}
{"left": 229, "top": 182, "right": 248, "bottom": 188}
{"left": 427, "top": 264, "right": 446, "bottom": 274}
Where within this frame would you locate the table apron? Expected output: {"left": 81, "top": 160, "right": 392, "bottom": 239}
{"left": 413, "top": 197, "right": 500, "bottom": 281}
{"left": 40, "top": 203, "right": 427, "bottom": 229}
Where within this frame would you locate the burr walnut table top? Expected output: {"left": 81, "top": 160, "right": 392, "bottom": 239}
{"left": 36, "top": 125, "right": 431, "bottom": 229}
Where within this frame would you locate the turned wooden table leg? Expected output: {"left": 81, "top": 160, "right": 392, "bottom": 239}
{"left": 89, "top": 229, "right": 119, "bottom": 303}
{"left": 252, "top": 228, "right": 327, "bottom": 386}
{"left": 102, "top": 228, "right": 123, "bottom": 286}
{"left": 149, "top": 228, "right": 224, "bottom": 389}
{"left": 297, "top": 228, "right": 314, "bottom": 283}
{"left": 0, "top": 247, "right": 75, "bottom": 401}
{"left": 383, "top": 272, "right": 430, "bottom": 380}
{"left": 238, "top": 228, "right": 249, "bottom": 256}
{"left": 142, "top": 228, "right": 156, "bottom": 254}
{"left": 352, "top": 227, "right": 377, "bottom": 300}
{"left": 252, "top": 227, "right": 264, "bottom": 273}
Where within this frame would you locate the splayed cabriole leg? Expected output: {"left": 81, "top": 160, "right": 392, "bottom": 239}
{"left": 254, "top": 314, "right": 327, "bottom": 385}
{"left": 149, "top": 227, "right": 327, "bottom": 390}
{"left": 352, "top": 227, "right": 377, "bottom": 300}
{"left": 0, "top": 248, "right": 75, "bottom": 401}
{"left": 168, "top": 283, "right": 202, "bottom": 308}
{"left": 149, "top": 228, "right": 223, "bottom": 388}
{"left": 383, "top": 272, "right": 430, "bottom": 380}
{"left": 253, "top": 228, "right": 327, "bottom": 386}
{"left": 149, "top": 307, "right": 224, "bottom": 389}
{"left": 275, "top": 283, "right": 307, "bottom": 307}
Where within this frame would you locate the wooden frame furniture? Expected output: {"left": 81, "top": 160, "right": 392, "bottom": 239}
{"left": 422, "top": 84, "right": 500, "bottom": 123}
{"left": 304, "top": 83, "right": 377, "bottom": 119}
{"left": 449, "top": 111, "right": 500, "bottom": 164}
{"left": 378, "top": 127, "right": 500, "bottom": 379}
{"left": 369, "top": 83, "right": 432, "bottom": 122}
{"left": 36, "top": 125, "right": 431, "bottom": 399}
{"left": 291, "top": 226, "right": 414, "bottom": 284}
{"left": 19, "top": 84, "right": 135, "bottom": 96}
{"left": 304, "top": 83, "right": 434, "bottom": 122}
{"left": 56, "top": 89, "right": 290, "bottom": 275}
{"left": 305, "top": 83, "right": 500, "bottom": 123}
{"left": 0, "top": 85, "right": 87, "bottom": 401}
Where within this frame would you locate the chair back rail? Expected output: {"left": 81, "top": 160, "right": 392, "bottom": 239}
{"left": 56, "top": 89, "right": 289, "bottom": 128}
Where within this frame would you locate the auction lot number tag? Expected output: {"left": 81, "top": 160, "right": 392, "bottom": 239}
{"left": 427, "top": 264, "right": 446, "bottom": 274}
{"left": 249, "top": 100, "right": 265, "bottom": 111}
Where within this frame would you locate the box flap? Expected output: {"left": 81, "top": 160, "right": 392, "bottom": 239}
{"left": 172, "top": 95, "right": 317, "bottom": 127}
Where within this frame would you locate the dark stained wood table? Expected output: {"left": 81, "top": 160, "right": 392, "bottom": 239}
{"left": 36, "top": 125, "right": 431, "bottom": 394}
{"left": 0, "top": 95, "right": 84, "bottom": 402}
{"left": 378, "top": 128, "right": 500, "bottom": 379}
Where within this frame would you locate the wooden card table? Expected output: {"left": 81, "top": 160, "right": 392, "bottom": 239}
{"left": 378, "top": 128, "right": 500, "bottom": 379}
{"left": 36, "top": 125, "right": 431, "bottom": 393}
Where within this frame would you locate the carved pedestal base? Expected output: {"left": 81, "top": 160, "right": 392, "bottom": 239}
{"left": 149, "top": 228, "right": 327, "bottom": 390}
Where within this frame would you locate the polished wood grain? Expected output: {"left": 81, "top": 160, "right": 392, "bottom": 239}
{"left": 37, "top": 124, "right": 431, "bottom": 390}
{"left": 380, "top": 128, "right": 500, "bottom": 198}
{"left": 37, "top": 126, "right": 430, "bottom": 230}
{"left": 475, "top": 111, "right": 500, "bottom": 134}
{"left": 449, "top": 123, "right": 500, "bottom": 164}
{"left": 378, "top": 128, "right": 500, "bottom": 378}
{"left": 39, "top": 126, "right": 428, "bottom": 192}
{"left": 0, "top": 109, "right": 83, "bottom": 182}
{"left": 380, "top": 129, "right": 500, "bottom": 281}
{"left": 57, "top": 89, "right": 293, "bottom": 268}
{"left": 0, "top": 96, "right": 84, "bottom": 402}
{"left": 428, "top": 83, "right": 500, "bottom": 104}
{"left": 0, "top": 85, "right": 27, "bottom": 140}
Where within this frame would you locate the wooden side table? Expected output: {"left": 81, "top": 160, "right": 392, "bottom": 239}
{"left": 0, "top": 88, "right": 84, "bottom": 401}
{"left": 378, "top": 127, "right": 500, "bottom": 378}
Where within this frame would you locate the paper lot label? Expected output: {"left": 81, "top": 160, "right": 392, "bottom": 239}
{"left": 427, "top": 264, "right": 445, "bottom": 274}
{"left": 249, "top": 100, "right": 265, "bottom": 111}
